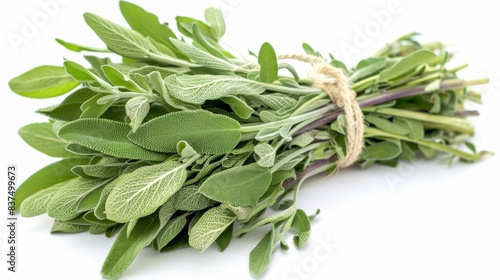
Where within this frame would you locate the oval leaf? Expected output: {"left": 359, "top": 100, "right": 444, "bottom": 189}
{"left": 129, "top": 110, "right": 241, "bottom": 155}
{"left": 18, "top": 122, "right": 73, "bottom": 157}
{"left": 105, "top": 161, "right": 187, "bottom": 223}
{"left": 9, "top": 65, "right": 79, "bottom": 98}
{"left": 189, "top": 206, "right": 236, "bottom": 252}
{"left": 58, "top": 118, "right": 167, "bottom": 161}
{"left": 258, "top": 42, "right": 278, "bottom": 83}
{"left": 199, "top": 164, "right": 271, "bottom": 207}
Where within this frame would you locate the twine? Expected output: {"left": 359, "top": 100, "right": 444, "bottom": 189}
{"left": 278, "top": 54, "right": 364, "bottom": 167}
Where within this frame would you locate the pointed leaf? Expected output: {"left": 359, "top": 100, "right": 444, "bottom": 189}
{"left": 18, "top": 122, "right": 72, "bottom": 157}
{"left": 249, "top": 226, "right": 275, "bottom": 277}
{"left": 105, "top": 161, "right": 187, "bottom": 223}
{"left": 205, "top": 7, "right": 225, "bottom": 40}
{"left": 199, "top": 164, "right": 271, "bottom": 207}
{"left": 125, "top": 97, "right": 150, "bottom": 132}
{"left": 9, "top": 65, "right": 79, "bottom": 98}
{"left": 189, "top": 206, "right": 236, "bottom": 252}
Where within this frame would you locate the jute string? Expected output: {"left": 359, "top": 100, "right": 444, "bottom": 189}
{"left": 278, "top": 54, "right": 364, "bottom": 167}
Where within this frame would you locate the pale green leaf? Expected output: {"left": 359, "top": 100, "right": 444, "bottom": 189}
{"left": 105, "top": 161, "right": 187, "bottom": 223}
{"left": 379, "top": 49, "right": 436, "bottom": 82}
{"left": 18, "top": 122, "right": 72, "bottom": 157}
{"left": 47, "top": 178, "right": 109, "bottom": 221}
{"left": 154, "top": 215, "right": 187, "bottom": 250}
{"left": 189, "top": 206, "right": 236, "bottom": 252}
{"left": 170, "top": 39, "right": 234, "bottom": 70}
{"left": 20, "top": 182, "right": 65, "bottom": 217}
{"left": 291, "top": 209, "right": 311, "bottom": 248}
{"left": 14, "top": 157, "right": 90, "bottom": 209}
{"left": 125, "top": 97, "right": 150, "bottom": 132}
{"left": 165, "top": 74, "right": 265, "bottom": 104}
{"left": 55, "top": 38, "right": 110, "bottom": 53}
{"left": 51, "top": 220, "right": 89, "bottom": 233}
{"left": 9, "top": 65, "right": 79, "bottom": 98}
{"left": 254, "top": 143, "right": 276, "bottom": 167}
{"left": 102, "top": 65, "right": 143, "bottom": 91}
{"left": 174, "top": 185, "right": 214, "bottom": 211}
{"left": 220, "top": 96, "right": 254, "bottom": 119}
{"left": 205, "top": 7, "right": 225, "bottom": 40}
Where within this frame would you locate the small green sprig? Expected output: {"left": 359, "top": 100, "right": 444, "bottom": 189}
{"left": 9, "top": 1, "right": 491, "bottom": 279}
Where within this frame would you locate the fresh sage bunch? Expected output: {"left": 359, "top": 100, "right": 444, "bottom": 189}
{"left": 9, "top": 1, "right": 490, "bottom": 279}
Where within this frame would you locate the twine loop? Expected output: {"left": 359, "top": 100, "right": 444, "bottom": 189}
{"left": 278, "top": 54, "right": 364, "bottom": 167}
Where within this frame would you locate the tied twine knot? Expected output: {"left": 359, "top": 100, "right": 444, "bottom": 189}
{"left": 278, "top": 54, "right": 364, "bottom": 168}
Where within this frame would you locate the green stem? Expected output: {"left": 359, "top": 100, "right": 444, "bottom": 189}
{"left": 148, "top": 52, "right": 199, "bottom": 68}
{"left": 362, "top": 107, "right": 474, "bottom": 134}
{"left": 364, "top": 127, "right": 489, "bottom": 162}
{"left": 270, "top": 142, "right": 324, "bottom": 173}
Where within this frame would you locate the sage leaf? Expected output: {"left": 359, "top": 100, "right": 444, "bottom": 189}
{"left": 204, "top": 7, "right": 225, "bottom": 40}
{"left": 84, "top": 12, "right": 150, "bottom": 59}
{"left": 220, "top": 96, "right": 254, "bottom": 119}
{"left": 9, "top": 65, "right": 79, "bottom": 98}
{"left": 55, "top": 38, "right": 110, "bottom": 53}
{"left": 105, "top": 161, "right": 187, "bottom": 223}
{"left": 14, "top": 157, "right": 90, "bottom": 209}
{"left": 20, "top": 182, "right": 65, "bottom": 217}
{"left": 47, "top": 178, "right": 109, "bottom": 221}
{"left": 125, "top": 97, "right": 150, "bottom": 132}
{"left": 249, "top": 226, "right": 275, "bottom": 278}
{"left": 165, "top": 74, "right": 265, "bottom": 104}
{"left": 258, "top": 42, "right": 278, "bottom": 83}
{"left": 18, "top": 122, "right": 72, "bottom": 157}
{"left": 291, "top": 209, "right": 311, "bottom": 248}
{"left": 364, "top": 140, "right": 402, "bottom": 161}
{"left": 36, "top": 88, "right": 97, "bottom": 121}
{"left": 102, "top": 65, "right": 143, "bottom": 91}
{"left": 215, "top": 222, "right": 233, "bottom": 252}
{"left": 100, "top": 213, "right": 161, "bottom": 279}
{"left": 129, "top": 110, "right": 240, "bottom": 155}
{"left": 365, "top": 115, "right": 410, "bottom": 135}
{"left": 254, "top": 143, "right": 276, "bottom": 167}
{"left": 199, "top": 164, "right": 271, "bottom": 207}
{"left": 170, "top": 39, "right": 234, "bottom": 71}
{"left": 379, "top": 49, "right": 436, "bottom": 82}
{"left": 154, "top": 215, "right": 187, "bottom": 250}
{"left": 58, "top": 118, "right": 167, "bottom": 161}
{"left": 189, "top": 206, "right": 236, "bottom": 252}
{"left": 174, "top": 185, "right": 214, "bottom": 211}
{"left": 51, "top": 220, "right": 89, "bottom": 233}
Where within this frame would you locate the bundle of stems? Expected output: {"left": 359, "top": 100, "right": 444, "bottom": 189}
{"left": 9, "top": 2, "right": 490, "bottom": 279}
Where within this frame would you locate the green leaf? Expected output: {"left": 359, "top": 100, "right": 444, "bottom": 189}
{"left": 58, "top": 118, "right": 167, "bottom": 161}
{"left": 400, "top": 118, "right": 424, "bottom": 140}
{"left": 9, "top": 65, "right": 80, "bottom": 98}
{"left": 72, "top": 161, "right": 123, "bottom": 179}
{"left": 47, "top": 178, "right": 109, "bottom": 221}
{"left": 119, "top": 1, "right": 178, "bottom": 50}
{"left": 364, "top": 141, "right": 402, "bottom": 161}
{"left": 365, "top": 115, "right": 410, "bottom": 135}
{"left": 249, "top": 226, "right": 275, "bottom": 278}
{"left": 83, "top": 212, "right": 117, "bottom": 227}
{"left": 125, "top": 97, "right": 150, "bottom": 132}
{"left": 258, "top": 42, "right": 278, "bottom": 83}
{"left": 63, "top": 60, "right": 110, "bottom": 89}
{"left": 18, "top": 122, "right": 72, "bottom": 157}
{"left": 254, "top": 143, "right": 276, "bottom": 167}
{"left": 105, "top": 161, "right": 187, "bottom": 223}
{"left": 246, "top": 93, "right": 297, "bottom": 111}
{"left": 129, "top": 110, "right": 240, "bottom": 155}
{"left": 20, "top": 182, "right": 65, "bottom": 217}
{"left": 55, "top": 38, "right": 110, "bottom": 53}
{"left": 291, "top": 209, "right": 311, "bottom": 249}
{"left": 77, "top": 186, "right": 105, "bottom": 212}
{"left": 101, "top": 65, "right": 143, "bottom": 91}
{"left": 199, "top": 164, "right": 271, "bottom": 207}
{"left": 101, "top": 213, "right": 161, "bottom": 279}
{"left": 379, "top": 49, "right": 436, "bottom": 82}
{"left": 189, "top": 206, "right": 236, "bottom": 252}
{"left": 154, "top": 215, "right": 187, "bottom": 250}
{"left": 51, "top": 220, "right": 89, "bottom": 233}
{"left": 170, "top": 39, "right": 233, "bottom": 70}
{"left": 94, "top": 177, "right": 118, "bottom": 220}
{"left": 174, "top": 185, "right": 214, "bottom": 211}
{"left": 205, "top": 7, "right": 225, "bottom": 40}
{"left": 84, "top": 12, "right": 150, "bottom": 59}
{"left": 220, "top": 96, "right": 254, "bottom": 119}
{"left": 14, "top": 157, "right": 90, "bottom": 209}
{"left": 165, "top": 74, "right": 265, "bottom": 105}
{"left": 36, "top": 88, "right": 97, "bottom": 121}
{"left": 215, "top": 222, "right": 233, "bottom": 252}
{"left": 79, "top": 93, "right": 115, "bottom": 119}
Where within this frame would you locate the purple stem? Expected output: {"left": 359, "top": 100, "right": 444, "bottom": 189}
{"left": 283, "top": 158, "right": 333, "bottom": 189}
{"left": 293, "top": 79, "right": 467, "bottom": 136}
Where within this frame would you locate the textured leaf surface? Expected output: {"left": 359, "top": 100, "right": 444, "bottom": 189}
{"left": 165, "top": 74, "right": 265, "bottom": 104}
{"left": 199, "top": 164, "right": 271, "bottom": 206}
{"left": 20, "top": 182, "right": 65, "bottom": 217}
{"left": 189, "top": 206, "right": 236, "bottom": 252}
{"left": 171, "top": 39, "right": 234, "bottom": 70}
{"left": 249, "top": 226, "right": 275, "bottom": 277}
{"left": 129, "top": 110, "right": 240, "bottom": 155}
{"left": 105, "top": 161, "right": 187, "bottom": 223}
{"left": 58, "top": 118, "right": 166, "bottom": 161}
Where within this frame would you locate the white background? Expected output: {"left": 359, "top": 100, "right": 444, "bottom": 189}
{"left": 1, "top": 1, "right": 499, "bottom": 280}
